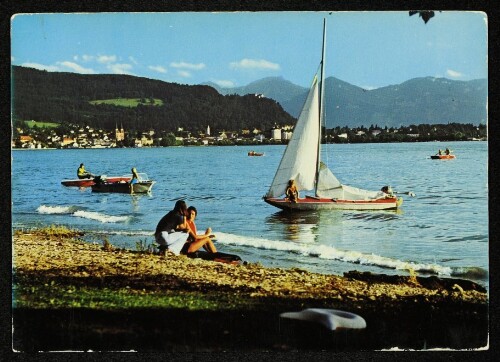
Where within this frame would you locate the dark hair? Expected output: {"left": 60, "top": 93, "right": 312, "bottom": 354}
{"left": 173, "top": 200, "right": 187, "bottom": 213}
{"left": 187, "top": 206, "right": 197, "bottom": 216}
{"left": 80, "top": 163, "right": 84, "bottom": 167}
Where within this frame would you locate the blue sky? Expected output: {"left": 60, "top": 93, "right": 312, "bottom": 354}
{"left": 11, "top": 11, "right": 487, "bottom": 90}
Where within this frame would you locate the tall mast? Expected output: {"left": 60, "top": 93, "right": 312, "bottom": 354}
{"left": 315, "top": 18, "right": 327, "bottom": 196}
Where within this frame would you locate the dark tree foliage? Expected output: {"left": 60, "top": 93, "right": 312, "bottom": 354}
{"left": 409, "top": 10, "right": 437, "bottom": 24}
{"left": 12, "top": 66, "right": 296, "bottom": 133}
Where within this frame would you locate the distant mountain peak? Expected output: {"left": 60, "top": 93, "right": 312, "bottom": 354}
{"left": 217, "top": 74, "right": 486, "bottom": 127}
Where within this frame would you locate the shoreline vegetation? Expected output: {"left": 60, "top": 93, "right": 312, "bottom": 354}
{"left": 12, "top": 226, "right": 488, "bottom": 351}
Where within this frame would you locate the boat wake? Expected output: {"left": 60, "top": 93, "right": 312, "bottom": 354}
{"left": 72, "top": 211, "right": 130, "bottom": 223}
{"left": 36, "top": 205, "right": 131, "bottom": 223}
{"left": 37, "top": 205, "right": 81, "bottom": 214}
{"left": 215, "top": 232, "right": 455, "bottom": 276}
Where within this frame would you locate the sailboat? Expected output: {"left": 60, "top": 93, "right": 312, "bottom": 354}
{"left": 264, "top": 19, "right": 403, "bottom": 211}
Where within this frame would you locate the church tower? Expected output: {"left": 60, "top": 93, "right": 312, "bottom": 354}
{"left": 115, "top": 123, "right": 125, "bottom": 142}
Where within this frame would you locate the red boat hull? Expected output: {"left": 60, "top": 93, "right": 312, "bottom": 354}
{"left": 61, "top": 176, "right": 131, "bottom": 187}
{"left": 430, "top": 155, "right": 456, "bottom": 160}
{"left": 264, "top": 196, "right": 402, "bottom": 211}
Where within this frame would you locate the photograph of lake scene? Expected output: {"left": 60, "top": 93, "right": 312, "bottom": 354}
{"left": 9, "top": 10, "right": 490, "bottom": 353}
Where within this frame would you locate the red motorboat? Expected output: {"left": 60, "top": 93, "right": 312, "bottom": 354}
{"left": 61, "top": 175, "right": 131, "bottom": 187}
{"left": 430, "top": 154, "right": 456, "bottom": 160}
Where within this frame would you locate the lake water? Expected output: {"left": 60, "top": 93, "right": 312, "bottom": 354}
{"left": 12, "top": 141, "right": 489, "bottom": 287}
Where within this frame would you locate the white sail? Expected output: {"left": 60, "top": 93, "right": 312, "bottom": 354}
{"left": 266, "top": 76, "right": 320, "bottom": 198}
{"left": 316, "top": 162, "right": 342, "bottom": 196}
{"left": 317, "top": 162, "right": 383, "bottom": 200}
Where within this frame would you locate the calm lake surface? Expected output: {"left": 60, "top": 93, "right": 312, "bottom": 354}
{"left": 12, "top": 141, "right": 489, "bottom": 287}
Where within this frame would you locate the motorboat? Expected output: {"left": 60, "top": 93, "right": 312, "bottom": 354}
{"left": 430, "top": 154, "right": 456, "bottom": 160}
{"left": 91, "top": 173, "right": 155, "bottom": 194}
{"left": 61, "top": 175, "right": 131, "bottom": 187}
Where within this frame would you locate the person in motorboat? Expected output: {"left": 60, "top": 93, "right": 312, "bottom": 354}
{"left": 129, "top": 167, "right": 140, "bottom": 194}
{"left": 445, "top": 148, "right": 451, "bottom": 155}
{"left": 285, "top": 179, "right": 299, "bottom": 203}
{"left": 77, "top": 163, "right": 94, "bottom": 179}
{"left": 438, "top": 149, "right": 443, "bottom": 155}
{"left": 154, "top": 200, "right": 191, "bottom": 256}
{"left": 180, "top": 206, "right": 217, "bottom": 255}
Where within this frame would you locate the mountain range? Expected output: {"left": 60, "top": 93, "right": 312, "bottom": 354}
{"left": 204, "top": 76, "right": 487, "bottom": 128}
{"left": 13, "top": 65, "right": 487, "bottom": 133}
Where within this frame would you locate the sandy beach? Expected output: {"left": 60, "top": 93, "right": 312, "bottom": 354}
{"left": 12, "top": 227, "right": 488, "bottom": 352}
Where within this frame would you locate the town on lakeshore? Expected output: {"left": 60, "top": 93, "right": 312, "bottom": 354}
{"left": 12, "top": 120, "right": 487, "bottom": 149}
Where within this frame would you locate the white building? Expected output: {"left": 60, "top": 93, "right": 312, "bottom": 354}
{"left": 271, "top": 128, "right": 282, "bottom": 140}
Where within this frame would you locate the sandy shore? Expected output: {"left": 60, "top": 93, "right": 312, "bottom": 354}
{"left": 12, "top": 228, "right": 488, "bottom": 351}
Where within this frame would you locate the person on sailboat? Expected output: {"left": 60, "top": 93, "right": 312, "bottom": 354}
{"left": 375, "top": 186, "right": 394, "bottom": 199}
{"left": 77, "top": 163, "right": 94, "bottom": 179}
{"left": 180, "top": 206, "right": 217, "bottom": 255}
{"left": 285, "top": 179, "right": 299, "bottom": 203}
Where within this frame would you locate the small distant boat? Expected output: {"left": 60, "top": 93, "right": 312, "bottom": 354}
{"left": 263, "top": 19, "right": 401, "bottom": 211}
{"left": 430, "top": 154, "right": 456, "bottom": 160}
{"left": 61, "top": 175, "right": 131, "bottom": 187}
{"left": 248, "top": 151, "right": 264, "bottom": 156}
{"left": 91, "top": 173, "right": 155, "bottom": 194}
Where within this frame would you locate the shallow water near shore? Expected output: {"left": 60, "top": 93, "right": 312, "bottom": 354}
{"left": 12, "top": 141, "right": 488, "bottom": 286}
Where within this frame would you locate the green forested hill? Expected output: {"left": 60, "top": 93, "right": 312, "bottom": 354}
{"left": 12, "top": 66, "right": 295, "bottom": 133}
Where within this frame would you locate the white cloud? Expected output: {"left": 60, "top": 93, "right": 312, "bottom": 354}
{"left": 177, "top": 70, "right": 192, "bottom": 78}
{"left": 446, "top": 69, "right": 463, "bottom": 78}
{"left": 170, "top": 61, "right": 205, "bottom": 70}
{"left": 80, "top": 55, "right": 95, "bottom": 62}
{"left": 107, "top": 63, "right": 133, "bottom": 75}
{"left": 149, "top": 65, "right": 167, "bottom": 74}
{"left": 213, "top": 80, "right": 235, "bottom": 88}
{"left": 57, "top": 61, "right": 95, "bottom": 74}
{"left": 21, "top": 62, "right": 60, "bottom": 72}
{"left": 97, "top": 55, "right": 117, "bottom": 64}
{"left": 129, "top": 56, "right": 139, "bottom": 65}
{"left": 229, "top": 58, "right": 280, "bottom": 71}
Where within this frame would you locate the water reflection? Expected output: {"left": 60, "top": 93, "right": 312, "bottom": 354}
{"left": 346, "top": 208, "right": 403, "bottom": 222}
{"left": 265, "top": 210, "right": 346, "bottom": 244}
{"left": 130, "top": 195, "right": 140, "bottom": 212}
{"left": 265, "top": 211, "right": 320, "bottom": 243}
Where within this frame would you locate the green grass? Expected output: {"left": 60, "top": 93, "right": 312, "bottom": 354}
{"left": 13, "top": 278, "right": 251, "bottom": 311}
{"left": 24, "top": 120, "right": 59, "bottom": 128}
{"left": 14, "top": 225, "right": 83, "bottom": 238}
{"left": 89, "top": 98, "right": 164, "bottom": 107}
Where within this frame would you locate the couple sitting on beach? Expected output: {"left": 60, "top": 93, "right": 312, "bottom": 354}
{"left": 154, "top": 200, "right": 217, "bottom": 256}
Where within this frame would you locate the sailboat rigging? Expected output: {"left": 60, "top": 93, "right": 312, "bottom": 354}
{"left": 264, "top": 19, "right": 403, "bottom": 211}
